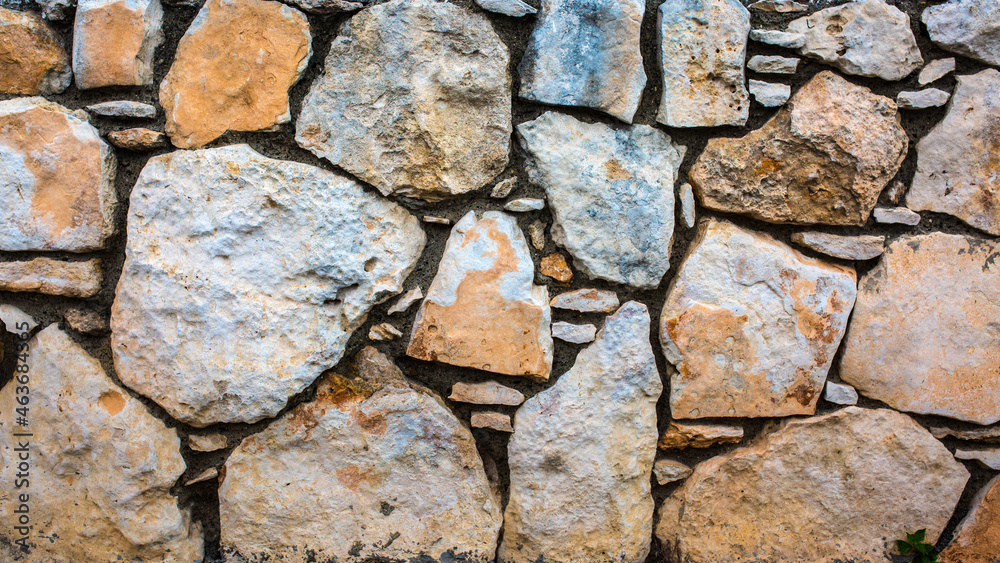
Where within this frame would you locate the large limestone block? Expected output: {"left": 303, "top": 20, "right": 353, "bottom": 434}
{"left": 0, "top": 326, "right": 203, "bottom": 562}
{"left": 296, "top": 0, "right": 511, "bottom": 201}
{"left": 220, "top": 348, "right": 502, "bottom": 563}
{"left": 0, "top": 7, "right": 72, "bottom": 95}
{"left": 0, "top": 98, "right": 117, "bottom": 252}
{"left": 111, "top": 145, "right": 425, "bottom": 427}
{"left": 499, "top": 302, "right": 661, "bottom": 563}
{"left": 661, "top": 220, "right": 856, "bottom": 418}
{"left": 72, "top": 0, "right": 163, "bottom": 89}
{"left": 656, "top": 407, "right": 970, "bottom": 563}
{"left": 690, "top": 71, "right": 907, "bottom": 226}
{"left": 516, "top": 112, "right": 685, "bottom": 289}
{"left": 160, "top": 0, "right": 311, "bottom": 148}
{"left": 407, "top": 211, "right": 552, "bottom": 380}
{"left": 923, "top": 0, "right": 1000, "bottom": 68}
{"left": 940, "top": 475, "right": 1000, "bottom": 563}
{"left": 840, "top": 233, "right": 1000, "bottom": 425}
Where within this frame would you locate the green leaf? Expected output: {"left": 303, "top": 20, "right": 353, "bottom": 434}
{"left": 913, "top": 529, "right": 927, "bottom": 543}
{"left": 916, "top": 542, "right": 933, "bottom": 555}
{"left": 896, "top": 540, "right": 913, "bottom": 554}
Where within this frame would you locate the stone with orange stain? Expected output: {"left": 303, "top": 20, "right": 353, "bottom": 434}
{"left": 840, "top": 232, "right": 1000, "bottom": 424}
{"left": 0, "top": 98, "right": 117, "bottom": 252}
{"left": 658, "top": 421, "right": 743, "bottom": 450}
{"left": 939, "top": 475, "right": 1000, "bottom": 563}
{"left": 0, "top": 7, "right": 72, "bottom": 95}
{"left": 407, "top": 211, "right": 553, "bottom": 380}
{"left": 0, "top": 325, "right": 203, "bottom": 563}
{"left": 160, "top": 0, "right": 311, "bottom": 148}
{"left": 72, "top": 0, "right": 163, "bottom": 89}
{"left": 106, "top": 127, "right": 168, "bottom": 151}
{"left": 220, "top": 348, "right": 502, "bottom": 563}
{"left": 540, "top": 253, "right": 572, "bottom": 283}
{"left": 661, "top": 220, "right": 856, "bottom": 419}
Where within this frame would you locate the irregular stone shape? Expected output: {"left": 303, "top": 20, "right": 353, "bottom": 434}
{"left": 690, "top": 71, "right": 907, "bottom": 226}
{"left": 679, "top": 182, "right": 695, "bottom": 229}
{"left": 518, "top": 112, "right": 684, "bottom": 288}
{"left": 188, "top": 433, "right": 227, "bottom": 452}
{"left": 368, "top": 322, "right": 403, "bottom": 341}
{"left": 527, "top": 220, "right": 546, "bottom": 251}
{"left": 0, "top": 258, "right": 102, "bottom": 297}
{"left": 160, "top": 0, "right": 311, "bottom": 148}
{"left": 107, "top": 127, "right": 168, "bottom": 150}
{"left": 747, "top": 54, "right": 799, "bottom": 74}
{"left": 449, "top": 381, "right": 525, "bottom": 406}
{"left": 407, "top": 211, "right": 552, "bottom": 380}
{"left": 297, "top": 0, "right": 510, "bottom": 201}
{"left": 657, "top": 0, "right": 749, "bottom": 128}
{"left": 919, "top": 57, "right": 957, "bottom": 85}
{"left": 897, "top": 88, "right": 951, "bottom": 109}
{"left": 940, "top": 475, "right": 1000, "bottom": 563}
{"left": 652, "top": 459, "right": 692, "bottom": 485}
{"left": 475, "top": 0, "right": 536, "bottom": 17}
{"left": 551, "top": 321, "right": 596, "bottom": 344}
{"left": 472, "top": 411, "right": 514, "bottom": 432}
{"left": 661, "top": 220, "right": 857, "bottom": 418}
{"left": 824, "top": 381, "right": 859, "bottom": 405}
{"left": 750, "top": 29, "right": 805, "bottom": 48}
{"left": 749, "top": 79, "right": 790, "bottom": 107}
{"left": 931, "top": 426, "right": 1000, "bottom": 443}
{"left": 86, "top": 100, "right": 156, "bottom": 119}
{"left": 873, "top": 206, "right": 920, "bottom": 225}
{"left": 504, "top": 197, "right": 545, "bottom": 212}
{"left": 500, "top": 302, "right": 661, "bottom": 563}
{"left": 0, "top": 304, "right": 37, "bottom": 333}
{"left": 185, "top": 467, "right": 219, "bottom": 486}
{"left": 111, "top": 145, "right": 425, "bottom": 427}
{"left": 519, "top": 0, "right": 645, "bottom": 123}
{"left": 492, "top": 177, "right": 518, "bottom": 199}
{"left": 0, "top": 7, "right": 71, "bottom": 94}
{"left": 0, "top": 326, "right": 204, "bottom": 562}
{"left": 840, "top": 233, "right": 1000, "bottom": 424}
{"left": 283, "top": 0, "right": 363, "bottom": 13}
{"left": 422, "top": 215, "right": 451, "bottom": 225}
{"left": 790, "top": 231, "right": 885, "bottom": 260}
{"left": 0, "top": 98, "right": 117, "bottom": 252}
{"left": 38, "top": 0, "right": 76, "bottom": 20}
{"left": 550, "top": 288, "right": 619, "bottom": 313}
{"left": 540, "top": 253, "right": 572, "bottom": 283}
{"left": 748, "top": 0, "right": 805, "bottom": 11}
{"left": 908, "top": 70, "right": 1000, "bottom": 235}
{"left": 658, "top": 421, "right": 743, "bottom": 450}
{"left": 64, "top": 308, "right": 108, "bottom": 335}
{"left": 220, "top": 348, "right": 502, "bottom": 563}
{"left": 387, "top": 287, "right": 423, "bottom": 315}
{"left": 923, "top": 0, "right": 1000, "bottom": 67}
{"left": 657, "top": 407, "right": 969, "bottom": 563}
{"left": 885, "top": 179, "right": 907, "bottom": 204}
{"left": 73, "top": 0, "right": 163, "bottom": 89}
{"left": 955, "top": 447, "right": 1000, "bottom": 470}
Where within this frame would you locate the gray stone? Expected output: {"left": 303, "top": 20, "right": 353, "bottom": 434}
{"left": 73, "top": 0, "right": 163, "bottom": 89}
{"left": 449, "top": 381, "right": 525, "bottom": 406}
{"left": 749, "top": 79, "right": 790, "bottom": 107}
{"left": 750, "top": 29, "right": 805, "bottom": 48}
{"left": 679, "top": 182, "right": 696, "bottom": 229}
{"left": 550, "top": 288, "right": 619, "bottom": 313}
{"left": 475, "top": 0, "right": 536, "bottom": 17}
{"left": 188, "top": 433, "right": 227, "bottom": 452}
{"left": 918, "top": 57, "right": 956, "bottom": 85}
{"left": 748, "top": 0, "right": 805, "bottom": 11}
{"left": 504, "top": 198, "right": 545, "bottom": 212}
{"left": 471, "top": 411, "right": 514, "bottom": 432}
{"left": 86, "top": 100, "right": 157, "bottom": 119}
{"left": 955, "top": 448, "right": 1000, "bottom": 470}
{"left": 551, "top": 321, "right": 596, "bottom": 344}
{"left": 923, "top": 0, "right": 1000, "bottom": 67}
{"left": 0, "top": 258, "right": 102, "bottom": 297}
{"left": 790, "top": 231, "right": 885, "bottom": 260}
{"left": 387, "top": 287, "right": 423, "bottom": 315}
{"left": 931, "top": 426, "right": 1000, "bottom": 443}
{"left": 873, "top": 206, "right": 920, "bottom": 225}
{"left": 897, "top": 88, "right": 951, "bottom": 109}
{"left": 491, "top": 177, "right": 518, "bottom": 199}
{"left": 824, "top": 381, "right": 859, "bottom": 405}
{"left": 652, "top": 459, "right": 692, "bottom": 485}
{"left": 38, "top": 0, "right": 76, "bottom": 19}
{"left": 747, "top": 54, "right": 799, "bottom": 74}
{"left": 282, "top": 0, "right": 363, "bottom": 13}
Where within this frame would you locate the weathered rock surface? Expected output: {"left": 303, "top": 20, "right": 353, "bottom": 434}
{"left": 550, "top": 288, "right": 619, "bottom": 313}
{"left": 472, "top": 411, "right": 514, "bottom": 432}
{"left": 449, "top": 381, "right": 525, "bottom": 406}
{"left": 519, "top": 0, "right": 645, "bottom": 123}
{"left": 939, "top": 475, "right": 1000, "bottom": 563}
{"left": 662, "top": 220, "right": 856, "bottom": 418}
{"left": 0, "top": 258, "right": 102, "bottom": 297}
{"left": 0, "top": 97, "right": 117, "bottom": 252}
{"left": 367, "top": 322, "right": 403, "bottom": 341}
{"left": 790, "top": 231, "right": 885, "bottom": 260}
{"left": 955, "top": 447, "right": 1000, "bottom": 470}
{"left": 107, "top": 127, "right": 168, "bottom": 151}
{"left": 919, "top": 57, "right": 956, "bottom": 85}
{"left": 931, "top": 426, "right": 1000, "bottom": 443}
{"left": 908, "top": 70, "right": 1000, "bottom": 235}
{"left": 0, "top": 7, "right": 71, "bottom": 94}
{"left": 160, "top": 0, "right": 311, "bottom": 148}
{"left": 188, "top": 433, "right": 227, "bottom": 452}
{"left": 898, "top": 88, "right": 950, "bottom": 109}
{"left": 504, "top": 197, "right": 545, "bottom": 213}
{"left": 658, "top": 421, "right": 743, "bottom": 450}
{"left": 491, "top": 177, "right": 518, "bottom": 199}
{"left": 747, "top": 54, "right": 799, "bottom": 74}
{"left": 923, "top": 0, "right": 1000, "bottom": 67}
{"left": 873, "top": 206, "right": 920, "bottom": 225}
{"left": 551, "top": 321, "right": 596, "bottom": 344}
{"left": 749, "top": 79, "right": 789, "bottom": 106}
{"left": 387, "top": 287, "right": 423, "bottom": 315}
{"left": 527, "top": 220, "right": 546, "bottom": 251}
{"left": 475, "top": 0, "right": 536, "bottom": 17}
{"left": 824, "top": 381, "right": 859, "bottom": 405}
{"left": 220, "top": 348, "right": 502, "bottom": 563}
{"left": 500, "top": 302, "right": 661, "bottom": 563}
{"left": 297, "top": 0, "right": 510, "bottom": 201}
{"left": 518, "top": 112, "right": 684, "bottom": 289}
{"left": 540, "top": 252, "right": 573, "bottom": 283}
{"left": 111, "top": 145, "right": 425, "bottom": 427}
{"left": 283, "top": 0, "right": 363, "bottom": 13}
{"left": 657, "top": 407, "right": 969, "bottom": 563}
{"left": 690, "top": 71, "right": 907, "bottom": 226}
{"left": 679, "top": 182, "right": 695, "bottom": 229}
{"left": 0, "top": 326, "right": 204, "bottom": 563}
{"left": 840, "top": 233, "right": 1000, "bottom": 424}
{"left": 657, "top": 0, "right": 749, "bottom": 127}
{"left": 407, "top": 211, "right": 552, "bottom": 380}
{"left": 73, "top": 0, "right": 163, "bottom": 89}
{"left": 64, "top": 308, "right": 108, "bottom": 335}
{"left": 652, "top": 459, "right": 692, "bottom": 485}
{"left": 748, "top": 0, "right": 805, "bottom": 12}
{"left": 87, "top": 100, "right": 157, "bottom": 119}
{"left": 750, "top": 29, "right": 805, "bottom": 48}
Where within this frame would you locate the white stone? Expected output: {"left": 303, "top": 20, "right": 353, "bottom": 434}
{"left": 747, "top": 54, "right": 799, "bottom": 74}
{"left": 551, "top": 321, "right": 596, "bottom": 344}
{"left": 475, "top": 0, "right": 536, "bottom": 17}
{"left": 918, "top": 57, "right": 956, "bottom": 85}
{"left": 0, "top": 304, "right": 37, "bottom": 333}
{"left": 750, "top": 29, "right": 805, "bottom": 48}
{"left": 923, "top": 0, "right": 1000, "bottom": 67}
{"left": 955, "top": 448, "right": 1000, "bottom": 470}
{"left": 790, "top": 231, "right": 885, "bottom": 260}
{"left": 550, "top": 288, "right": 619, "bottom": 313}
{"left": 86, "top": 100, "right": 157, "bottom": 119}
{"left": 0, "top": 258, "right": 102, "bottom": 297}
{"left": 652, "top": 459, "right": 692, "bottom": 485}
{"left": 749, "top": 79, "right": 790, "bottom": 107}
{"left": 368, "top": 322, "right": 403, "bottom": 341}
{"left": 897, "top": 88, "right": 951, "bottom": 109}
{"left": 491, "top": 177, "right": 518, "bottom": 199}
{"left": 449, "top": 381, "right": 525, "bottom": 406}
{"left": 679, "top": 182, "right": 696, "bottom": 229}
{"left": 873, "top": 206, "right": 920, "bottom": 225}
{"left": 387, "top": 287, "right": 423, "bottom": 315}
{"left": 825, "top": 381, "right": 859, "bottom": 405}
{"left": 504, "top": 198, "right": 545, "bottom": 212}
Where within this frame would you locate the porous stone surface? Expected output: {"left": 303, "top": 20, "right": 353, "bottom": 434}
{"left": 475, "top": 0, "right": 536, "bottom": 17}
{"left": 652, "top": 459, "right": 692, "bottom": 485}
{"left": 658, "top": 422, "right": 744, "bottom": 449}
{"left": 955, "top": 448, "right": 1000, "bottom": 470}
{"left": 550, "top": 288, "right": 619, "bottom": 313}
{"left": 0, "top": 7, "right": 71, "bottom": 95}
{"left": 939, "top": 475, "right": 1000, "bottom": 563}
{"left": 824, "top": 381, "right": 859, "bottom": 405}
{"left": 297, "top": 0, "right": 510, "bottom": 201}
{"left": 923, "top": 0, "right": 1000, "bottom": 67}
{"left": 407, "top": 211, "right": 553, "bottom": 380}
{"left": 519, "top": 0, "right": 645, "bottom": 122}
{"left": 551, "top": 321, "right": 596, "bottom": 344}
{"left": 690, "top": 71, "right": 907, "bottom": 226}
{"left": 919, "top": 57, "right": 957, "bottom": 85}
{"left": 840, "top": 233, "right": 1000, "bottom": 424}
{"left": 897, "top": 88, "right": 951, "bottom": 109}
{"left": 661, "top": 220, "right": 856, "bottom": 418}
{"left": 517, "top": 112, "right": 684, "bottom": 289}
{"left": 0, "top": 258, "right": 102, "bottom": 297}
{"left": 449, "top": 381, "right": 525, "bottom": 406}
{"left": 539, "top": 253, "right": 573, "bottom": 283}
{"left": 63, "top": 308, "right": 108, "bottom": 335}
{"left": 500, "top": 302, "right": 661, "bottom": 563}
{"left": 873, "top": 206, "right": 921, "bottom": 225}
{"left": 106, "top": 127, "right": 168, "bottom": 151}
{"left": 73, "top": 0, "right": 163, "bottom": 89}
{"left": 86, "top": 100, "right": 157, "bottom": 119}
{"left": 748, "top": 79, "right": 789, "bottom": 106}
{"left": 160, "top": 0, "right": 311, "bottom": 148}
{"left": 790, "top": 231, "right": 885, "bottom": 260}
{"left": 472, "top": 411, "right": 514, "bottom": 432}
{"left": 111, "top": 145, "right": 425, "bottom": 427}
{"left": 747, "top": 54, "right": 799, "bottom": 74}
{"left": 188, "top": 433, "right": 227, "bottom": 452}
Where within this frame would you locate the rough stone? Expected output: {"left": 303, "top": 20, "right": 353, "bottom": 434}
{"left": 107, "top": 127, "right": 168, "bottom": 150}
{"left": 160, "top": 0, "right": 311, "bottom": 149}
{"left": 472, "top": 411, "right": 514, "bottom": 432}
{"left": 0, "top": 326, "right": 204, "bottom": 563}
{"left": 690, "top": 71, "right": 907, "bottom": 226}
{"left": 0, "top": 7, "right": 71, "bottom": 94}
{"left": 652, "top": 459, "right": 692, "bottom": 485}
{"left": 449, "top": 381, "right": 525, "bottom": 406}
{"left": 297, "top": 0, "right": 510, "bottom": 201}
{"left": 111, "top": 145, "right": 425, "bottom": 427}
{"left": 873, "top": 206, "right": 921, "bottom": 225}
{"left": 185, "top": 468, "right": 219, "bottom": 486}
{"left": 931, "top": 426, "right": 1000, "bottom": 443}
{"left": 750, "top": 29, "right": 805, "bottom": 48}
{"left": 73, "top": 0, "right": 163, "bottom": 89}
{"left": 491, "top": 177, "right": 518, "bottom": 199}
{"left": 500, "top": 302, "right": 660, "bottom": 563}
{"left": 748, "top": 0, "right": 805, "bottom": 12}
{"left": 64, "top": 308, "right": 108, "bottom": 335}
{"left": 747, "top": 54, "right": 799, "bottom": 74}
{"left": 657, "top": 0, "right": 749, "bottom": 128}
{"left": 923, "top": 0, "right": 1000, "bottom": 67}
{"left": 368, "top": 322, "right": 403, "bottom": 341}
{"left": 422, "top": 215, "right": 451, "bottom": 225}
{"left": 283, "top": 0, "right": 363, "bottom": 13}
{"left": 519, "top": 0, "right": 645, "bottom": 122}
{"left": 824, "top": 381, "right": 859, "bottom": 405}
{"left": 504, "top": 198, "right": 545, "bottom": 212}
{"left": 749, "top": 79, "right": 789, "bottom": 107}
{"left": 679, "top": 182, "right": 696, "bottom": 229}
{"left": 550, "top": 288, "right": 619, "bottom": 313}
{"left": 657, "top": 407, "right": 969, "bottom": 563}
{"left": 0, "top": 304, "right": 37, "bottom": 333}
{"left": 527, "top": 220, "right": 545, "bottom": 251}
{"left": 551, "top": 321, "right": 596, "bottom": 344}
{"left": 86, "top": 100, "right": 156, "bottom": 119}
{"left": 188, "top": 433, "right": 227, "bottom": 452}
{"left": 885, "top": 179, "right": 907, "bottom": 204}
{"left": 790, "top": 231, "right": 885, "bottom": 260}
{"left": 387, "top": 287, "right": 423, "bottom": 315}
{"left": 475, "top": 0, "right": 536, "bottom": 17}
{"left": 38, "top": 0, "right": 76, "bottom": 20}
{"left": 919, "top": 57, "right": 956, "bottom": 85}
{"left": 897, "top": 88, "right": 951, "bottom": 109}
{"left": 540, "top": 253, "right": 572, "bottom": 283}
{"left": 939, "top": 475, "right": 1000, "bottom": 563}
{"left": 220, "top": 348, "right": 502, "bottom": 562}
{"left": 518, "top": 112, "right": 684, "bottom": 288}
{"left": 658, "top": 421, "right": 743, "bottom": 450}
{"left": 0, "top": 97, "right": 117, "bottom": 252}
{"left": 840, "top": 233, "right": 1000, "bottom": 424}
{"left": 0, "top": 258, "right": 102, "bottom": 297}
{"left": 955, "top": 447, "right": 1000, "bottom": 470}
{"left": 407, "top": 211, "right": 552, "bottom": 380}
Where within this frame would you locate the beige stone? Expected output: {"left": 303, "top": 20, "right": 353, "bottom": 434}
{"left": 471, "top": 411, "right": 514, "bottom": 432}
{"left": 931, "top": 426, "right": 1000, "bottom": 443}
{"left": 790, "top": 231, "right": 885, "bottom": 260}
{"left": 185, "top": 468, "right": 218, "bottom": 486}
{"left": 939, "top": 475, "right": 1000, "bottom": 563}
{"left": 387, "top": 287, "right": 423, "bottom": 316}
{"left": 527, "top": 220, "right": 546, "bottom": 251}
{"left": 955, "top": 447, "right": 1000, "bottom": 470}
{"left": 64, "top": 308, "right": 108, "bottom": 335}
{"left": 549, "top": 288, "right": 619, "bottom": 313}
{"left": 73, "top": 0, "right": 163, "bottom": 89}
{"left": 652, "top": 459, "right": 692, "bottom": 485}
{"left": 188, "top": 433, "right": 227, "bottom": 452}
{"left": 0, "top": 258, "right": 101, "bottom": 297}
{"left": 449, "top": 381, "right": 525, "bottom": 406}
{"left": 107, "top": 127, "right": 168, "bottom": 151}
{"left": 367, "top": 322, "right": 402, "bottom": 341}
{"left": 0, "top": 7, "right": 71, "bottom": 95}
{"left": 658, "top": 421, "right": 743, "bottom": 450}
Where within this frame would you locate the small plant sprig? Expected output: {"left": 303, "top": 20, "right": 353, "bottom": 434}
{"left": 896, "top": 529, "right": 937, "bottom": 563}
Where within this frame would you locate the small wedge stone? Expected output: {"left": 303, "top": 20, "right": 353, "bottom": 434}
{"left": 368, "top": 322, "right": 403, "bottom": 342}
{"left": 504, "top": 198, "right": 545, "bottom": 212}
{"left": 471, "top": 411, "right": 514, "bottom": 432}
{"left": 873, "top": 207, "right": 920, "bottom": 225}
{"left": 64, "top": 308, "right": 108, "bottom": 335}
{"left": 188, "top": 433, "right": 227, "bottom": 452}
{"left": 747, "top": 55, "right": 799, "bottom": 74}
{"left": 422, "top": 215, "right": 451, "bottom": 225}
{"left": 930, "top": 426, "right": 1000, "bottom": 443}
{"left": 918, "top": 58, "right": 956, "bottom": 85}
{"left": 653, "top": 459, "right": 692, "bottom": 485}
{"left": 897, "top": 88, "right": 950, "bottom": 109}
{"left": 475, "top": 0, "right": 536, "bottom": 17}
{"left": 551, "top": 321, "right": 596, "bottom": 344}
{"left": 387, "top": 287, "right": 423, "bottom": 315}
{"left": 955, "top": 448, "right": 1000, "bottom": 470}
{"left": 750, "top": 29, "right": 805, "bottom": 49}
{"left": 539, "top": 253, "right": 572, "bottom": 283}
{"left": 825, "top": 381, "right": 859, "bottom": 405}
{"left": 790, "top": 232, "right": 885, "bottom": 260}
{"left": 185, "top": 468, "right": 218, "bottom": 486}
{"left": 527, "top": 220, "right": 545, "bottom": 251}
{"left": 107, "top": 127, "right": 168, "bottom": 150}
{"left": 550, "top": 288, "right": 619, "bottom": 313}
{"left": 679, "top": 182, "right": 696, "bottom": 229}
{"left": 0, "top": 258, "right": 101, "bottom": 297}
{"left": 86, "top": 100, "right": 156, "bottom": 119}
{"left": 885, "top": 179, "right": 907, "bottom": 204}
{"left": 659, "top": 421, "right": 743, "bottom": 450}
{"left": 491, "top": 177, "right": 518, "bottom": 199}
{"left": 450, "top": 381, "right": 525, "bottom": 406}
{"left": 749, "top": 79, "right": 790, "bottom": 107}
{"left": 748, "top": 0, "right": 806, "bottom": 12}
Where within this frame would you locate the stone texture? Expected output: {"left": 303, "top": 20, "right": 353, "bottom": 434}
{"left": 475, "top": 0, "right": 536, "bottom": 17}
{"left": 519, "top": 0, "right": 645, "bottom": 123}
{"left": 220, "top": 348, "right": 502, "bottom": 562}
{"left": 500, "top": 302, "right": 660, "bottom": 563}
{"left": 939, "top": 475, "right": 1000, "bottom": 563}
{"left": 0, "top": 7, "right": 71, "bottom": 95}
{"left": 0, "top": 304, "right": 37, "bottom": 333}
{"left": 107, "top": 127, "right": 168, "bottom": 151}
{"left": 824, "top": 381, "right": 859, "bottom": 405}
{"left": 518, "top": 112, "right": 684, "bottom": 289}
{"left": 504, "top": 197, "right": 545, "bottom": 212}
{"left": 657, "top": 0, "right": 749, "bottom": 128}
{"left": 527, "top": 220, "right": 546, "bottom": 251}
{"left": 748, "top": 0, "right": 805, "bottom": 11}
{"left": 931, "top": 426, "right": 1000, "bottom": 443}
{"left": 898, "top": 88, "right": 951, "bottom": 109}
{"left": 873, "top": 206, "right": 920, "bottom": 225}
{"left": 540, "top": 253, "right": 572, "bottom": 283}
{"left": 551, "top": 321, "right": 596, "bottom": 344}
{"left": 652, "top": 459, "right": 692, "bottom": 485}
{"left": 679, "top": 182, "right": 695, "bottom": 229}
{"left": 662, "top": 220, "right": 856, "bottom": 418}
{"left": 885, "top": 179, "right": 907, "bottom": 204}
{"left": 407, "top": 211, "right": 552, "bottom": 380}
{"left": 73, "top": 0, "right": 163, "bottom": 89}
{"left": 387, "top": 287, "right": 423, "bottom": 315}
{"left": 840, "top": 233, "right": 1000, "bottom": 424}
{"left": 185, "top": 468, "right": 218, "bottom": 486}
{"left": 749, "top": 79, "right": 789, "bottom": 107}
{"left": 790, "top": 231, "right": 885, "bottom": 260}
{"left": 0, "top": 258, "right": 102, "bottom": 297}
{"left": 297, "top": 0, "right": 510, "bottom": 201}
{"left": 908, "top": 70, "right": 1000, "bottom": 236}
{"left": 750, "top": 29, "right": 805, "bottom": 48}
{"left": 955, "top": 447, "right": 1000, "bottom": 470}
{"left": 690, "top": 71, "right": 907, "bottom": 226}
{"left": 188, "top": 433, "right": 227, "bottom": 452}
{"left": 0, "top": 97, "right": 117, "bottom": 252}
{"left": 492, "top": 177, "right": 518, "bottom": 199}
{"left": 86, "top": 100, "right": 157, "bottom": 119}
{"left": 38, "top": 0, "right": 76, "bottom": 20}
{"left": 422, "top": 215, "right": 451, "bottom": 225}
{"left": 658, "top": 421, "right": 743, "bottom": 450}
{"left": 747, "top": 54, "right": 799, "bottom": 74}
{"left": 923, "top": 0, "right": 1000, "bottom": 67}
{"left": 919, "top": 57, "right": 956, "bottom": 85}
{"left": 657, "top": 407, "right": 969, "bottom": 563}
{"left": 111, "top": 145, "right": 425, "bottom": 427}
{"left": 0, "top": 326, "right": 204, "bottom": 563}
{"left": 63, "top": 308, "right": 108, "bottom": 335}
{"left": 449, "top": 381, "right": 525, "bottom": 406}
{"left": 160, "top": 0, "right": 311, "bottom": 148}
{"left": 472, "top": 411, "right": 514, "bottom": 432}
{"left": 368, "top": 322, "right": 403, "bottom": 341}
{"left": 550, "top": 288, "right": 619, "bottom": 313}
{"left": 283, "top": 0, "right": 363, "bottom": 13}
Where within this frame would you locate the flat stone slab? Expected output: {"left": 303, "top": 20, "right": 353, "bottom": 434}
{"left": 0, "top": 258, "right": 102, "bottom": 297}
{"left": 790, "top": 231, "right": 885, "bottom": 260}
{"left": 550, "top": 288, "right": 619, "bottom": 313}
{"left": 897, "top": 88, "right": 950, "bottom": 109}
{"left": 449, "top": 381, "right": 525, "bottom": 406}
{"left": 658, "top": 422, "right": 743, "bottom": 450}
{"left": 551, "top": 321, "right": 596, "bottom": 344}
{"left": 747, "top": 54, "right": 799, "bottom": 74}
{"left": 918, "top": 57, "right": 956, "bottom": 85}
